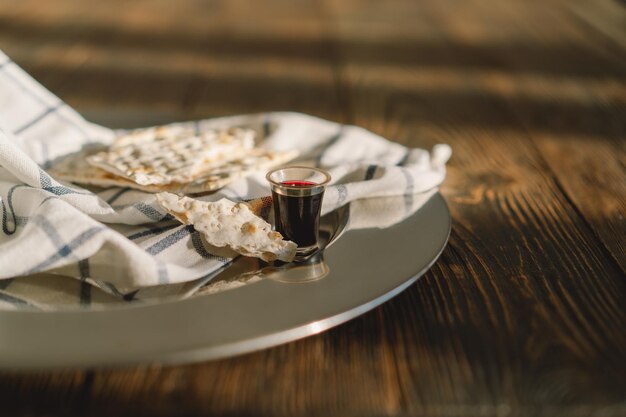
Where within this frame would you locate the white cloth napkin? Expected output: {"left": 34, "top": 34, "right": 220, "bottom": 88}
{"left": 0, "top": 50, "right": 451, "bottom": 309}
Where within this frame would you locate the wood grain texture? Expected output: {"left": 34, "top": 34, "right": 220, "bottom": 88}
{"left": 0, "top": 0, "right": 625, "bottom": 416}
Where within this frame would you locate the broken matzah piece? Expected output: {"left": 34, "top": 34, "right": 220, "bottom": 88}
{"left": 87, "top": 127, "right": 256, "bottom": 186}
{"left": 156, "top": 192, "right": 297, "bottom": 262}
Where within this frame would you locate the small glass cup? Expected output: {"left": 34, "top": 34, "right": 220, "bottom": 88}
{"left": 266, "top": 166, "right": 331, "bottom": 258}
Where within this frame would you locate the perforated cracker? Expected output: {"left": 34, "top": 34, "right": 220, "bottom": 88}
{"left": 87, "top": 127, "right": 256, "bottom": 186}
{"left": 48, "top": 148, "right": 299, "bottom": 194}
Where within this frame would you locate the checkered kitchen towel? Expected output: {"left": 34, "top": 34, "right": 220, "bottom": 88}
{"left": 0, "top": 50, "right": 451, "bottom": 309}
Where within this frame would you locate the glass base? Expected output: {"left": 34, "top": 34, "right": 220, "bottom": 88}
{"left": 294, "top": 245, "right": 319, "bottom": 262}
{"left": 267, "top": 251, "right": 329, "bottom": 283}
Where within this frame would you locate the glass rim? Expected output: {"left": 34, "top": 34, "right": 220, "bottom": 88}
{"left": 266, "top": 166, "right": 332, "bottom": 190}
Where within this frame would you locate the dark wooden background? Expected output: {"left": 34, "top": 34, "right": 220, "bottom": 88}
{"left": 0, "top": 0, "right": 625, "bottom": 416}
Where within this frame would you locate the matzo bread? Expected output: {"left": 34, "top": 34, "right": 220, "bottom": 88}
{"left": 109, "top": 125, "right": 195, "bottom": 150}
{"left": 87, "top": 127, "right": 256, "bottom": 186}
{"left": 156, "top": 192, "right": 297, "bottom": 262}
{"left": 48, "top": 152, "right": 235, "bottom": 193}
{"left": 48, "top": 148, "right": 299, "bottom": 194}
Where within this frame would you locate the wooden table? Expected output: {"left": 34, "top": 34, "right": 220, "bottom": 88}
{"left": 0, "top": 0, "right": 624, "bottom": 415}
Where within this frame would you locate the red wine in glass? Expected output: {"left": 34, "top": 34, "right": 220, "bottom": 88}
{"left": 266, "top": 167, "right": 331, "bottom": 259}
{"left": 272, "top": 181, "right": 324, "bottom": 250}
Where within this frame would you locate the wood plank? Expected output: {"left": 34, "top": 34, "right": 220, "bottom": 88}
{"left": 529, "top": 134, "right": 626, "bottom": 270}
{"left": 0, "top": 0, "right": 624, "bottom": 416}
{"left": 325, "top": 0, "right": 626, "bottom": 413}
{"left": 463, "top": 0, "right": 626, "bottom": 269}
{"left": 501, "top": 1, "right": 626, "bottom": 268}
{"left": 0, "top": 0, "right": 343, "bottom": 125}
{"left": 0, "top": 370, "right": 92, "bottom": 416}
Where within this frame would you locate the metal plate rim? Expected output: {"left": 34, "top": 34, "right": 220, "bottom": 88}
{"left": 0, "top": 193, "right": 451, "bottom": 370}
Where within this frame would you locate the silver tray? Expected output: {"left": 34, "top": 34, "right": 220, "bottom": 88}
{"left": 0, "top": 193, "right": 450, "bottom": 369}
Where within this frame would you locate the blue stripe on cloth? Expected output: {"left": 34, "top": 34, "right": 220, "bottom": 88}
{"left": 39, "top": 168, "right": 53, "bottom": 188}
{"left": 32, "top": 215, "right": 69, "bottom": 252}
{"left": 24, "top": 226, "right": 105, "bottom": 274}
{"left": 336, "top": 184, "right": 348, "bottom": 206}
{"left": 44, "top": 186, "right": 91, "bottom": 196}
{"left": 1, "top": 181, "right": 90, "bottom": 235}
{"left": 191, "top": 230, "right": 229, "bottom": 262}
{"left": 263, "top": 113, "right": 271, "bottom": 139}
{"left": 364, "top": 165, "right": 377, "bottom": 180}
{"left": 396, "top": 149, "right": 411, "bottom": 166}
{"left": 132, "top": 202, "right": 166, "bottom": 221}
{"left": 15, "top": 216, "right": 29, "bottom": 226}
{"left": 94, "top": 281, "right": 138, "bottom": 302}
{"left": 0, "top": 291, "right": 38, "bottom": 309}
{"left": 146, "top": 225, "right": 194, "bottom": 255}
{"left": 13, "top": 103, "right": 64, "bottom": 135}
{"left": 39, "top": 169, "right": 90, "bottom": 196}
{"left": 78, "top": 259, "right": 91, "bottom": 307}
{"left": 106, "top": 187, "right": 131, "bottom": 204}
{"left": 1, "top": 196, "right": 14, "bottom": 235}
{"left": 134, "top": 202, "right": 167, "bottom": 221}
{"left": 111, "top": 202, "right": 167, "bottom": 222}
{"left": 127, "top": 223, "right": 179, "bottom": 241}
{"left": 38, "top": 195, "right": 60, "bottom": 207}
{"left": 0, "top": 67, "right": 90, "bottom": 139}
{"left": 1, "top": 184, "right": 30, "bottom": 235}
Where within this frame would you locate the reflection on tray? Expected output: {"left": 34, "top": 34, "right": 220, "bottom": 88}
{"left": 0, "top": 191, "right": 438, "bottom": 308}
{"left": 196, "top": 190, "right": 437, "bottom": 296}
{"left": 194, "top": 204, "right": 349, "bottom": 295}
